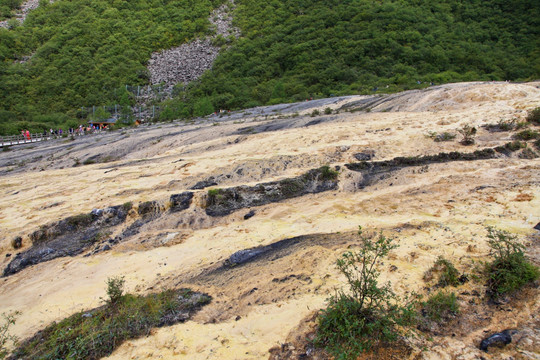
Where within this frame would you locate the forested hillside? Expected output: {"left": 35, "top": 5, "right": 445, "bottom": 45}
{"left": 1, "top": 0, "right": 539, "bottom": 134}
{"left": 0, "top": 0, "right": 224, "bottom": 134}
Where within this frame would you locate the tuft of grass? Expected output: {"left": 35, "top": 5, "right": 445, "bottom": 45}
{"left": 424, "top": 257, "right": 460, "bottom": 287}
{"left": 482, "top": 227, "right": 539, "bottom": 298}
{"left": 311, "top": 109, "right": 320, "bottom": 117}
{"left": 11, "top": 288, "right": 211, "bottom": 360}
{"left": 122, "top": 201, "right": 133, "bottom": 212}
{"left": 207, "top": 188, "right": 221, "bottom": 197}
{"left": 319, "top": 165, "right": 339, "bottom": 181}
{"left": 314, "top": 227, "right": 417, "bottom": 359}
{"left": 324, "top": 107, "right": 332, "bottom": 115}
{"left": 422, "top": 291, "right": 459, "bottom": 323}
{"left": 66, "top": 213, "right": 93, "bottom": 228}
{"left": 526, "top": 107, "right": 540, "bottom": 125}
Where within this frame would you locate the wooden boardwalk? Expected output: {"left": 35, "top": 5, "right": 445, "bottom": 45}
{"left": 0, "top": 133, "right": 50, "bottom": 148}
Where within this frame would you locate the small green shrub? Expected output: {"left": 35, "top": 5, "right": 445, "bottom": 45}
{"left": 0, "top": 311, "right": 19, "bottom": 360}
{"left": 207, "top": 188, "right": 220, "bottom": 197}
{"left": 422, "top": 291, "right": 459, "bottom": 323}
{"left": 314, "top": 227, "right": 417, "bottom": 359}
{"left": 424, "top": 257, "right": 460, "bottom": 287}
{"left": 319, "top": 165, "right": 339, "bottom": 181}
{"left": 526, "top": 107, "right": 540, "bottom": 125}
{"left": 105, "top": 276, "right": 125, "bottom": 304}
{"left": 122, "top": 201, "right": 133, "bottom": 211}
{"left": 324, "top": 107, "right": 332, "bottom": 115}
{"left": 457, "top": 124, "right": 477, "bottom": 145}
{"left": 513, "top": 129, "right": 540, "bottom": 140}
{"left": 483, "top": 227, "right": 539, "bottom": 298}
{"left": 311, "top": 109, "right": 320, "bottom": 117}
{"left": 505, "top": 141, "right": 527, "bottom": 152}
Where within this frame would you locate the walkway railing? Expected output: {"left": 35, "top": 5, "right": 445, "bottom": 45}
{"left": 0, "top": 133, "right": 50, "bottom": 147}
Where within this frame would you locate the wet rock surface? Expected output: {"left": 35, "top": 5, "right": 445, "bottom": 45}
{"left": 205, "top": 166, "right": 339, "bottom": 216}
{"left": 169, "top": 192, "right": 194, "bottom": 212}
{"left": 3, "top": 205, "right": 129, "bottom": 276}
{"left": 479, "top": 329, "right": 516, "bottom": 352}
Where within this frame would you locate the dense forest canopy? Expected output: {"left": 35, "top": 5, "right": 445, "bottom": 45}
{"left": 1, "top": 0, "right": 539, "bottom": 134}
{"left": 0, "top": 0, "right": 224, "bottom": 134}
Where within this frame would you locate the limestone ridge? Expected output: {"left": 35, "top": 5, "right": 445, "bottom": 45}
{"left": 147, "top": 1, "right": 240, "bottom": 97}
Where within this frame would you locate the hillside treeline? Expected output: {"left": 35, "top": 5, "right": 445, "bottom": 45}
{"left": 0, "top": 0, "right": 223, "bottom": 135}
{"left": 1, "top": 0, "right": 539, "bottom": 134}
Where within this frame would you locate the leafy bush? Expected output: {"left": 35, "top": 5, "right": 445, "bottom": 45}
{"left": 513, "top": 129, "right": 540, "bottom": 141}
{"left": 421, "top": 291, "right": 459, "bottom": 323}
{"left": 526, "top": 107, "right": 540, "bottom": 125}
{"left": 105, "top": 276, "right": 125, "bottom": 304}
{"left": 0, "top": 311, "right": 19, "bottom": 360}
{"left": 324, "top": 107, "right": 332, "bottom": 115}
{"left": 311, "top": 109, "right": 320, "bottom": 117}
{"left": 458, "top": 124, "right": 477, "bottom": 145}
{"left": 424, "top": 257, "right": 460, "bottom": 287}
{"left": 11, "top": 289, "right": 211, "bottom": 360}
{"left": 483, "top": 227, "right": 539, "bottom": 298}
{"left": 314, "top": 227, "right": 417, "bottom": 359}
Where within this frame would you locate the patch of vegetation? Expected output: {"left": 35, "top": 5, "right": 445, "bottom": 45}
{"left": 485, "top": 118, "right": 517, "bottom": 132}
{"left": 513, "top": 129, "right": 540, "bottom": 140}
{"left": 319, "top": 165, "right": 339, "bottom": 181}
{"left": 494, "top": 140, "right": 527, "bottom": 153}
{"left": 314, "top": 227, "right": 417, "bottom": 359}
{"left": 0, "top": 311, "right": 19, "bottom": 360}
{"left": 324, "top": 107, "right": 332, "bottom": 115}
{"left": 207, "top": 188, "right": 221, "bottom": 197}
{"left": 66, "top": 213, "right": 93, "bottom": 228}
{"left": 457, "top": 124, "right": 477, "bottom": 145}
{"left": 104, "top": 276, "right": 125, "bottom": 304}
{"left": 311, "top": 109, "right": 320, "bottom": 117}
{"left": 518, "top": 147, "right": 538, "bottom": 159}
{"left": 122, "top": 201, "right": 133, "bottom": 212}
{"left": 526, "top": 107, "right": 540, "bottom": 125}
{"left": 421, "top": 291, "right": 459, "bottom": 323}
{"left": 82, "top": 158, "right": 96, "bottom": 165}
{"left": 11, "top": 286, "right": 211, "bottom": 360}
{"left": 482, "top": 227, "right": 539, "bottom": 299}
{"left": 424, "top": 256, "right": 460, "bottom": 287}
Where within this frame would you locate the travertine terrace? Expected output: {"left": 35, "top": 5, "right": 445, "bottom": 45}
{"left": 0, "top": 82, "right": 539, "bottom": 359}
